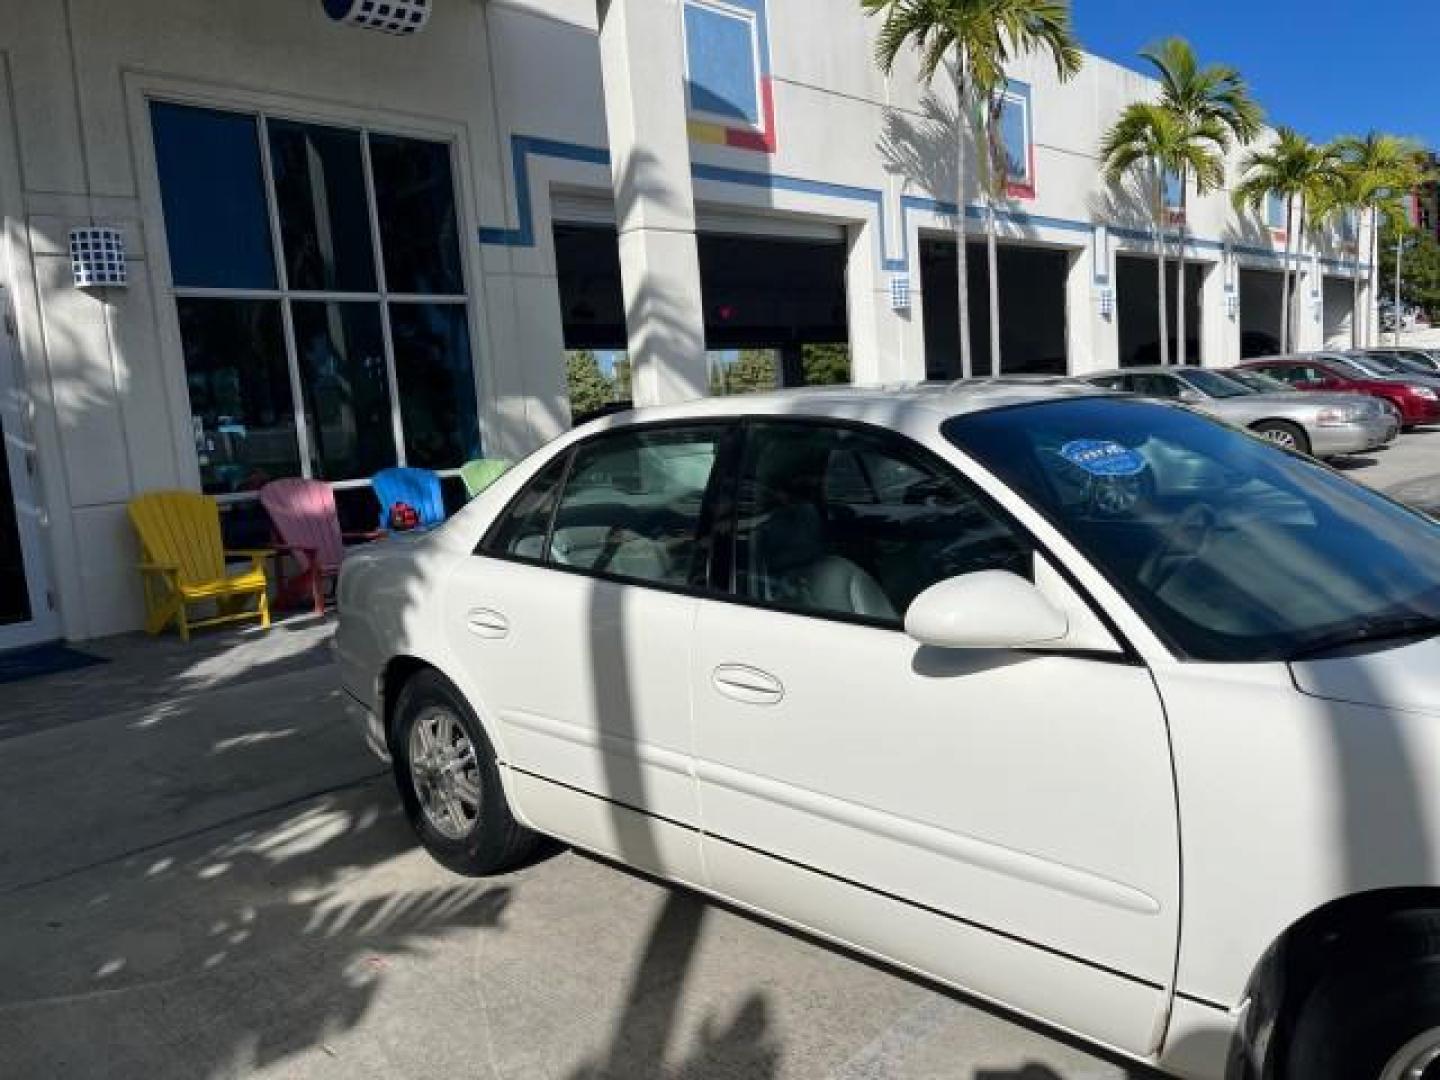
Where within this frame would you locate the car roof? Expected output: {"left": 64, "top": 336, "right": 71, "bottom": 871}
{"left": 1245, "top": 354, "right": 1343, "bottom": 365}
{"left": 1084, "top": 366, "right": 1199, "bottom": 378}
{"left": 574, "top": 379, "right": 1114, "bottom": 436}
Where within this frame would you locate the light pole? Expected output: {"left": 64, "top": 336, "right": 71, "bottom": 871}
{"left": 1393, "top": 231, "right": 1406, "bottom": 345}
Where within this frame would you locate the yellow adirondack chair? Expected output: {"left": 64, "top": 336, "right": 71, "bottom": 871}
{"left": 128, "top": 490, "right": 272, "bottom": 641}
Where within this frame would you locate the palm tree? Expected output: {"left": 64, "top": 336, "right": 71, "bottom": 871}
{"left": 1140, "top": 37, "right": 1262, "bottom": 364}
{"left": 1233, "top": 129, "right": 1336, "bottom": 354}
{"left": 1100, "top": 104, "right": 1225, "bottom": 366}
{"left": 863, "top": 0, "right": 1082, "bottom": 378}
{"left": 1330, "top": 133, "right": 1426, "bottom": 346}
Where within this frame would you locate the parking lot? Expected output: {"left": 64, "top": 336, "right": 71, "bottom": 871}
{"left": 1, "top": 435, "right": 1436, "bottom": 1080}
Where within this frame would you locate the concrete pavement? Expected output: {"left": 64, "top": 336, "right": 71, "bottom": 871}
{"left": 0, "top": 619, "right": 1142, "bottom": 1080}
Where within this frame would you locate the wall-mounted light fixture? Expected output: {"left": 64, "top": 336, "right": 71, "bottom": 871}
{"left": 1225, "top": 290, "right": 1240, "bottom": 320}
{"left": 1096, "top": 286, "right": 1115, "bottom": 320}
{"left": 889, "top": 272, "right": 911, "bottom": 312}
{"left": 69, "top": 227, "right": 127, "bottom": 289}
{"left": 322, "top": 0, "right": 431, "bottom": 35}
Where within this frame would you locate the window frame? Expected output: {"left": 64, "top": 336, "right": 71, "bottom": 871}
{"left": 477, "top": 420, "right": 743, "bottom": 599}
{"left": 476, "top": 415, "right": 1139, "bottom": 661}
{"left": 717, "top": 417, "right": 1042, "bottom": 632}
{"left": 130, "top": 75, "right": 485, "bottom": 501}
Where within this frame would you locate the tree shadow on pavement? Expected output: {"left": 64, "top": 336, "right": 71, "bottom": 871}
{"left": 0, "top": 778, "right": 512, "bottom": 1079}
{"left": 567, "top": 892, "right": 779, "bottom": 1080}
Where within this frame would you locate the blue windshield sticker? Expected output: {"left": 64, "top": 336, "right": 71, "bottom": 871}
{"left": 1059, "top": 439, "right": 1146, "bottom": 478}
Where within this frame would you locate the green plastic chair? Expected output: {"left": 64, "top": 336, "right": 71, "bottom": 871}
{"left": 460, "top": 457, "right": 513, "bottom": 500}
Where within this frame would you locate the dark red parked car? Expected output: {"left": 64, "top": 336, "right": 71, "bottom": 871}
{"left": 1240, "top": 355, "right": 1440, "bottom": 429}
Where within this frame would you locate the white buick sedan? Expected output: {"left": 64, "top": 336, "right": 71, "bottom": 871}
{"left": 335, "top": 383, "right": 1440, "bottom": 1080}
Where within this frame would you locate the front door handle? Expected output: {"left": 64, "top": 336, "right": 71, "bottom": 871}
{"left": 712, "top": 664, "right": 784, "bottom": 706}
{"left": 465, "top": 607, "right": 510, "bottom": 639}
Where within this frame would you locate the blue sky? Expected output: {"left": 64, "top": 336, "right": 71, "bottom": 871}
{"left": 1074, "top": 2, "right": 1436, "bottom": 149}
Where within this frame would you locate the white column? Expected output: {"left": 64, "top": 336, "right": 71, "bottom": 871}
{"left": 1067, "top": 229, "right": 1117, "bottom": 374}
{"left": 1293, "top": 254, "right": 1324, "bottom": 352}
{"left": 846, "top": 219, "right": 925, "bottom": 384}
{"left": 1199, "top": 258, "right": 1236, "bottom": 367}
{"left": 596, "top": 0, "right": 708, "bottom": 406}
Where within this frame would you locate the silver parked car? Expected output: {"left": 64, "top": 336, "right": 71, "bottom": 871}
{"left": 1085, "top": 365, "right": 1397, "bottom": 458}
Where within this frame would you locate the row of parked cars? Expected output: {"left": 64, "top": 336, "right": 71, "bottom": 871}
{"left": 1083, "top": 346, "right": 1440, "bottom": 459}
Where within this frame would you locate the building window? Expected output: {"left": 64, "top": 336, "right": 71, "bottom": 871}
{"left": 150, "top": 101, "right": 478, "bottom": 495}
{"left": 683, "top": 1, "right": 761, "bottom": 125}
{"left": 1163, "top": 169, "right": 1184, "bottom": 219}
{"left": 995, "top": 80, "right": 1034, "bottom": 197}
{"left": 1266, "top": 192, "right": 1288, "bottom": 233}
{"left": 681, "top": 0, "right": 776, "bottom": 152}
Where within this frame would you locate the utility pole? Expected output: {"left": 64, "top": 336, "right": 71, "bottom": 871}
{"left": 1394, "top": 232, "right": 1405, "bottom": 346}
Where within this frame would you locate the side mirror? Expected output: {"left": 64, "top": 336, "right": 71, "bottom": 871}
{"left": 905, "top": 571, "right": 1069, "bottom": 650}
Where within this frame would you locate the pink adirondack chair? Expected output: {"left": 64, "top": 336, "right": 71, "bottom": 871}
{"left": 259, "top": 478, "right": 380, "bottom": 614}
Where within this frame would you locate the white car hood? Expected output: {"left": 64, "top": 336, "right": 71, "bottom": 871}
{"left": 1291, "top": 635, "right": 1440, "bottom": 716}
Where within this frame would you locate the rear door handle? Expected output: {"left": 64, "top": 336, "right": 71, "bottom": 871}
{"left": 465, "top": 608, "right": 510, "bottom": 639}
{"left": 712, "top": 664, "right": 784, "bottom": 706}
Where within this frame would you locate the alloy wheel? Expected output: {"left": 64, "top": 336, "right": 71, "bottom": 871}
{"left": 407, "top": 705, "right": 481, "bottom": 840}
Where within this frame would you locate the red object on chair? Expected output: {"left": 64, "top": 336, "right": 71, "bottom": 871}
{"left": 259, "top": 478, "right": 380, "bottom": 614}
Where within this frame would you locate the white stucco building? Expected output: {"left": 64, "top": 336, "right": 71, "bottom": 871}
{"left": 0, "top": 0, "right": 1371, "bottom": 645}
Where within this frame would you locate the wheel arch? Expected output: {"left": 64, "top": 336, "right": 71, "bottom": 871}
{"left": 378, "top": 653, "right": 510, "bottom": 764}
{"left": 1238, "top": 887, "right": 1440, "bottom": 1078}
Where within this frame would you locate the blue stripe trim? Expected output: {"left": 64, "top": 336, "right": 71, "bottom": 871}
{"left": 478, "top": 135, "right": 611, "bottom": 248}
{"left": 479, "top": 133, "right": 1370, "bottom": 277}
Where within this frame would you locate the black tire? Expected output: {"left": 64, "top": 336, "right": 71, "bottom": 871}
{"left": 391, "top": 668, "right": 538, "bottom": 876}
{"left": 1284, "top": 912, "right": 1440, "bottom": 1079}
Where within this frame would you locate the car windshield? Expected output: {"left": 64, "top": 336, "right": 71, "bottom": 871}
{"left": 1229, "top": 370, "right": 1291, "bottom": 393}
{"left": 1371, "top": 352, "right": 1434, "bottom": 376}
{"left": 1181, "top": 369, "right": 1251, "bottom": 398}
{"left": 1343, "top": 354, "right": 1395, "bottom": 378}
{"left": 944, "top": 397, "right": 1440, "bottom": 662}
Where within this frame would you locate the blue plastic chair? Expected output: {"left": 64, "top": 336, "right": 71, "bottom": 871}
{"left": 372, "top": 467, "right": 446, "bottom": 532}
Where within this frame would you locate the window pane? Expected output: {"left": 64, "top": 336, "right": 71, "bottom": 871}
{"left": 368, "top": 134, "right": 463, "bottom": 295}
{"left": 550, "top": 427, "right": 723, "bottom": 586}
{"left": 390, "top": 302, "right": 478, "bottom": 468}
{"left": 483, "top": 452, "right": 568, "bottom": 560}
{"left": 150, "top": 103, "right": 276, "bottom": 289}
{"left": 734, "top": 424, "right": 1031, "bottom": 623}
{"left": 268, "top": 121, "right": 377, "bottom": 293}
{"left": 292, "top": 302, "right": 394, "bottom": 480}
{"left": 178, "top": 299, "right": 298, "bottom": 493}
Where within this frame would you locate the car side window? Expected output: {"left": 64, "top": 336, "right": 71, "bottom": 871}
{"left": 1133, "top": 373, "right": 1182, "bottom": 399}
{"left": 1090, "top": 375, "right": 1129, "bottom": 391}
{"left": 731, "top": 423, "right": 1033, "bottom": 625}
{"left": 481, "top": 452, "right": 569, "bottom": 561}
{"left": 546, "top": 425, "right": 725, "bottom": 587}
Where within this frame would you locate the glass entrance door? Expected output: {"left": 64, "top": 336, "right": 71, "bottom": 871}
{"left": 0, "top": 286, "right": 56, "bottom": 650}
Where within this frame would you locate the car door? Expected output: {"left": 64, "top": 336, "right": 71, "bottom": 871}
{"left": 445, "top": 422, "right": 731, "bottom": 885}
{"left": 691, "top": 419, "right": 1180, "bottom": 1056}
